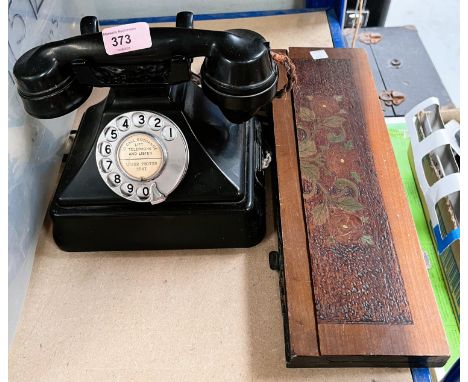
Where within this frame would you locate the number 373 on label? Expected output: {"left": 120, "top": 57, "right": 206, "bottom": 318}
{"left": 102, "top": 22, "right": 152, "bottom": 55}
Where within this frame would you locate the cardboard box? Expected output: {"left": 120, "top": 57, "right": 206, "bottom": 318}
{"left": 408, "top": 107, "right": 460, "bottom": 326}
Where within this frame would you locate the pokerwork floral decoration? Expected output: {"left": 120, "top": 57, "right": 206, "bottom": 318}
{"left": 296, "top": 94, "right": 375, "bottom": 247}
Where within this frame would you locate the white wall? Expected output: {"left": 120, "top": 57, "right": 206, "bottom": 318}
{"left": 96, "top": 0, "right": 304, "bottom": 20}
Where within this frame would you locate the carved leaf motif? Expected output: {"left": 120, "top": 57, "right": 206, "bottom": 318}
{"left": 323, "top": 115, "right": 346, "bottom": 128}
{"left": 336, "top": 197, "right": 363, "bottom": 212}
{"left": 350, "top": 171, "right": 361, "bottom": 183}
{"left": 334, "top": 178, "right": 359, "bottom": 198}
{"left": 298, "top": 140, "right": 317, "bottom": 157}
{"left": 327, "top": 127, "right": 346, "bottom": 143}
{"left": 360, "top": 235, "right": 375, "bottom": 246}
{"left": 299, "top": 107, "right": 315, "bottom": 121}
{"left": 327, "top": 130, "right": 346, "bottom": 143}
{"left": 344, "top": 140, "right": 354, "bottom": 150}
{"left": 301, "top": 161, "right": 319, "bottom": 182}
{"left": 312, "top": 203, "right": 329, "bottom": 226}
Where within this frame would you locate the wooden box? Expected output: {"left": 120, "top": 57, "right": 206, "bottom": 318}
{"left": 271, "top": 48, "right": 449, "bottom": 367}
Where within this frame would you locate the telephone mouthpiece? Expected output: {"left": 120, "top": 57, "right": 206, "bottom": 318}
{"left": 13, "top": 45, "right": 93, "bottom": 119}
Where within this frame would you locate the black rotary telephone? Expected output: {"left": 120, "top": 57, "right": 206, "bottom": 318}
{"left": 13, "top": 12, "right": 279, "bottom": 251}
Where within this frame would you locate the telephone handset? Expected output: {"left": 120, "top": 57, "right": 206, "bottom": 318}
{"left": 13, "top": 13, "right": 277, "bottom": 122}
{"left": 13, "top": 13, "right": 279, "bottom": 251}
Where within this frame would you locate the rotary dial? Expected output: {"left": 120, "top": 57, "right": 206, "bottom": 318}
{"left": 95, "top": 111, "right": 189, "bottom": 204}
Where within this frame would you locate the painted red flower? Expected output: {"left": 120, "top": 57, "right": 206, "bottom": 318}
{"left": 325, "top": 209, "right": 363, "bottom": 244}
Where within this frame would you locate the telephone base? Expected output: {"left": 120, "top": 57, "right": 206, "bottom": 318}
{"left": 51, "top": 186, "right": 265, "bottom": 252}
{"left": 51, "top": 178, "right": 267, "bottom": 251}
{"left": 49, "top": 82, "right": 268, "bottom": 252}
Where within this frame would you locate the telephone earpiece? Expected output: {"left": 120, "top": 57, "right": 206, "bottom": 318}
{"left": 200, "top": 29, "right": 277, "bottom": 123}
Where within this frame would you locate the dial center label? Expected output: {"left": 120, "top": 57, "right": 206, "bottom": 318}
{"left": 117, "top": 133, "right": 164, "bottom": 180}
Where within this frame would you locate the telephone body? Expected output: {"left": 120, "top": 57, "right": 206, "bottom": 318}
{"left": 13, "top": 13, "right": 279, "bottom": 251}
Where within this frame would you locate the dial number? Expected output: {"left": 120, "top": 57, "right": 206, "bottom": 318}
{"left": 121, "top": 182, "right": 135, "bottom": 196}
{"left": 117, "top": 117, "right": 130, "bottom": 131}
{"left": 137, "top": 186, "right": 150, "bottom": 199}
{"left": 149, "top": 116, "right": 163, "bottom": 130}
{"left": 100, "top": 142, "right": 112, "bottom": 156}
{"left": 100, "top": 158, "right": 113, "bottom": 173}
{"left": 133, "top": 113, "right": 146, "bottom": 127}
{"left": 108, "top": 172, "right": 122, "bottom": 186}
{"left": 105, "top": 127, "right": 118, "bottom": 141}
{"left": 162, "top": 125, "right": 177, "bottom": 141}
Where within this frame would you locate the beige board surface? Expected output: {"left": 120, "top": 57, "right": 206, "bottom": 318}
{"left": 154, "top": 11, "right": 333, "bottom": 49}
{"left": 9, "top": 12, "right": 412, "bottom": 382}
{"left": 154, "top": 12, "right": 334, "bottom": 73}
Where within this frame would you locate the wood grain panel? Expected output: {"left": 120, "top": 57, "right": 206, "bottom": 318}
{"left": 274, "top": 47, "right": 449, "bottom": 367}
{"left": 271, "top": 50, "right": 320, "bottom": 359}
{"left": 293, "top": 57, "right": 412, "bottom": 325}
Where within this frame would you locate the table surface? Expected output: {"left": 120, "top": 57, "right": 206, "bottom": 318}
{"left": 9, "top": 12, "right": 412, "bottom": 382}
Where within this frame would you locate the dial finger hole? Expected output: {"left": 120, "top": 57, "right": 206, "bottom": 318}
{"left": 100, "top": 142, "right": 112, "bottom": 157}
{"left": 105, "top": 126, "right": 119, "bottom": 141}
{"left": 132, "top": 112, "right": 146, "bottom": 127}
{"left": 116, "top": 116, "right": 130, "bottom": 131}
{"left": 107, "top": 172, "right": 122, "bottom": 187}
{"left": 137, "top": 185, "right": 151, "bottom": 199}
{"left": 121, "top": 182, "right": 135, "bottom": 196}
{"left": 149, "top": 115, "right": 163, "bottom": 131}
{"left": 100, "top": 158, "right": 113, "bottom": 173}
{"left": 162, "top": 125, "right": 177, "bottom": 141}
